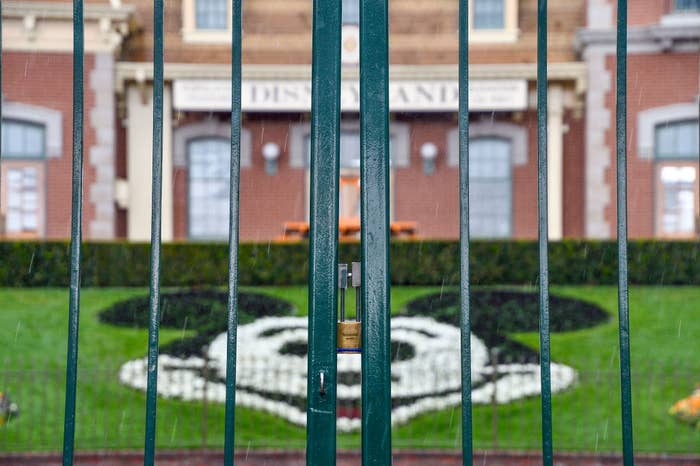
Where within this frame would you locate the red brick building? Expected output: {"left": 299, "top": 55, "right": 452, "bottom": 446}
{"left": 0, "top": 0, "right": 698, "bottom": 242}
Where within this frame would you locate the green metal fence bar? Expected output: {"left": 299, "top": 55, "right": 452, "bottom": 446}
{"left": 0, "top": 0, "right": 3, "bottom": 204}
{"left": 61, "top": 1, "right": 84, "bottom": 464}
{"left": 458, "top": 0, "right": 473, "bottom": 464}
{"left": 536, "top": 1, "right": 553, "bottom": 465}
{"left": 223, "top": 0, "right": 243, "bottom": 463}
{"left": 306, "top": 0, "right": 342, "bottom": 463}
{"left": 615, "top": 1, "right": 634, "bottom": 465}
{"left": 143, "top": 0, "right": 165, "bottom": 464}
{"left": 360, "top": 0, "right": 392, "bottom": 463}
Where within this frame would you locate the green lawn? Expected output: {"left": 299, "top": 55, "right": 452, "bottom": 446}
{"left": 0, "top": 286, "right": 697, "bottom": 453}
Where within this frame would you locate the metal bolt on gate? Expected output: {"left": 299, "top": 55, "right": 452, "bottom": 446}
{"left": 0, "top": 0, "right": 636, "bottom": 465}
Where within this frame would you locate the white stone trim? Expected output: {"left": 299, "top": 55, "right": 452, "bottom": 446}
{"left": 2, "top": 101, "right": 62, "bottom": 158}
{"left": 446, "top": 120, "right": 527, "bottom": 167}
{"left": 583, "top": 51, "right": 612, "bottom": 239}
{"left": 587, "top": 0, "right": 613, "bottom": 29}
{"left": 576, "top": 24, "right": 700, "bottom": 54}
{"left": 637, "top": 103, "right": 699, "bottom": 159}
{"left": 88, "top": 53, "right": 116, "bottom": 239}
{"left": 2, "top": 1, "right": 133, "bottom": 53}
{"left": 173, "top": 120, "right": 251, "bottom": 168}
{"left": 288, "top": 122, "right": 410, "bottom": 169}
{"left": 116, "top": 62, "right": 588, "bottom": 95}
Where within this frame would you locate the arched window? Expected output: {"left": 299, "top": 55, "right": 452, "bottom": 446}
{"left": 187, "top": 137, "right": 230, "bottom": 239}
{"left": 469, "top": 137, "right": 512, "bottom": 238}
{"left": 1, "top": 119, "right": 47, "bottom": 237}
{"left": 655, "top": 120, "right": 699, "bottom": 237}
{"left": 2, "top": 119, "right": 45, "bottom": 159}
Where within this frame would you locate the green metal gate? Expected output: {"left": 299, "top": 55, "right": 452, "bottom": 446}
{"left": 0, "top": 0, "right": 636, "bottom": 464}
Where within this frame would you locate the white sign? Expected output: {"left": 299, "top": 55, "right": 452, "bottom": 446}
{"left": 173, "top": 79, "right": 528, "bottom": 112}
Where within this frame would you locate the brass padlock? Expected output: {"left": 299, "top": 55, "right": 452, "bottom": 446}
{"left": 337, "top": 262, "right": 361, "bottom": 353}
{"left": 337, "top": 321, "right": 361, "bottom": 352}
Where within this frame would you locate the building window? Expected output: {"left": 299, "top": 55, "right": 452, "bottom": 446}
{"left": 1, "top": 120, "right": 46, "bottom": 237}
{"left": 655, "top": 120, "right": 699, "bottom": 238}
{"left": 474, "top": 0, "right": 505, "bottom": 29}
{"left": 675, "top": 0, "right": 700, "bottom": 11}
{"left": 2, "top": 120, "right": 45, "bottom": 159}
{"left": 343, "top": 0, "right": 360, "bottom": 25}
{"left": 182, "top": 0, "right": 231, "bottom": 42}
{"left": 196, "top": 0, "right": 228, "bottom": 29}
{"left": 187, "top": 138, "right": 230, "bottom": 240}
{"left": 470, "top": 137, "right": 512, "bottom": 238}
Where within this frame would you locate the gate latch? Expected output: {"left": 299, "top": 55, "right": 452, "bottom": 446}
{"left": 337, "top": 262, "right": 361, "bottom": 354}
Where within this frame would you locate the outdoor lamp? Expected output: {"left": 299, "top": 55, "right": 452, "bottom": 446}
{"left": 262, "top": 142, "right": 281, "bottom": 175}
{"left": 420, "top": 142, "right": 438, "bottom": 175}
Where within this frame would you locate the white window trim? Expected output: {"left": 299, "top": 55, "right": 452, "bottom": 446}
{"left": 447, "top": 120, "right": 527, "bottom": 167}
{"left": 637, "top": 102, "right": 698, "bottom": 159}
{"left": 173, "top": 120, "right": 251, "bottom": 168}
{"left": 2, "top": 101, "right": 62, "bottom": 158}
{"left": 470, "top": 0, "right": 519, "bottom": 44}
{"left": 181, "top": 0, "right": 232, "bottom": 44}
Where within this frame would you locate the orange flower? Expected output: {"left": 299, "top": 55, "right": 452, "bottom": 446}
{"left": 670, "top": 387, "right": 700, "bottom": 429}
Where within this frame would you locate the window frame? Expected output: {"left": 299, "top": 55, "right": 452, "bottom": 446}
{"left": 186, "top": 136, "right": 232, "bottom": 240}
{"left": 468, "top": 135, "right": 513, "bottom": 239}
{"left": 653, "top": 119, "right": 700, "bottom": 238}
{"left": 2, "top": 119, "right": 47, "bottom": 159}
{"left": 182, "top": 0, "right": 233, "bottom": 43}
{"left": 469, "top": 0, "right": 519, "bottom": 44}
{"left": 0, "top": 119, "right": 48, "bottom": 238}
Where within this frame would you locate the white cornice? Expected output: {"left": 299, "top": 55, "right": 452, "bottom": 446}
{"left": 3, "top": 1, "right": 134, "bottom": 21}
{"left": 575, "top": 23, "right": 700, "bottom": 53}
{"left": 2, "top": 1, "right": 135, "bottom": 53}
{"left": 116, "top": 62, "right": 588, "bottom": 94}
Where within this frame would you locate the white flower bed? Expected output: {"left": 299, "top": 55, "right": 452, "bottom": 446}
{"left": 119, "top": 316, "right": 576, "bottom": 432}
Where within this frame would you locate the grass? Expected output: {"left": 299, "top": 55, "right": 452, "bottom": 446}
{"left": 0, "top": 286, "right": 698, "bottom": 453}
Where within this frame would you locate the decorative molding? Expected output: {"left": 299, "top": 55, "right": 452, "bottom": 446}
{"left": 116, "top": 62, "right": 588, "bottom": 95}
{"left": 173, "top": 120, "right": 251, "bottom": 168}
{"left": 637, "top": 103, "right": 699, "bottom": 159}
{"left": 2, "top": 101, "right": 62, "bottom": 158}
{"left": 288, "top": 121, "right": 410, "bottom": 169}
{"left": 576, "top": 24, "right": 700, "bottom": 54}
{"left": 3, "top": 1, "right": 133, "bottom": 21}
{"left": 2, "top": 1, "right": 134, "bottom": 53}
{"left": 446, "top": 120, "right": 527, "bottom": 167}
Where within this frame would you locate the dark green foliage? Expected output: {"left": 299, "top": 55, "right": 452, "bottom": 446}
{"left": 403, "top": 289, "right": 609, "bottom": 361}
{"left": 98, "top": 289, "right": 293, "bottom": 357}
{"left": 1, "top": 240, "right": 699, "bottom": 287}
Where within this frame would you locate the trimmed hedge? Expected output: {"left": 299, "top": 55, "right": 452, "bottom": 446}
{"left": 0, "top": 240, "right": 699, "bottom": 287}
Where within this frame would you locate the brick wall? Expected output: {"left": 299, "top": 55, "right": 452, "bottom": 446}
{"left": 2, "top": 51, "right": 98, "bottom": 239}
{"left": 120, "top": 0, "right": 585, "bottom": 65}
{"left": 603, "top": 52, "right": 699, "bottom": 238}
{"left": 171, "top": 112, "right": 586, "bottom": 241}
